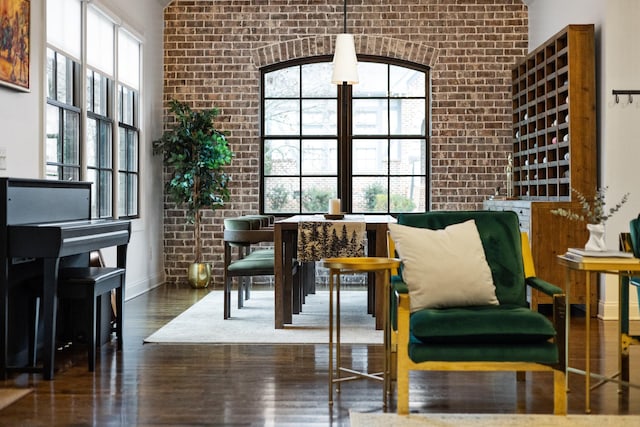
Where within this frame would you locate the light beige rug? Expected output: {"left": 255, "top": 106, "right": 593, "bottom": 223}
{"left": 350, "top": 412, "right": 640, "bottom": 427}
{"left": 0, "top": 388, "right": 31, "bottom": 411}
{"left": 144, "top": 290, "right": 382, "bottom": 344}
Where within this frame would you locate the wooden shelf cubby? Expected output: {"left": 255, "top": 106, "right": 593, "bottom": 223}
{"left": 511, "top": 24, "right": 596, "bottom": 201}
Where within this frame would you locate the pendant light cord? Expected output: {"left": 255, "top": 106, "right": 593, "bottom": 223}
{"left": 343, "top": 0, "right": 347, "bottom": 33}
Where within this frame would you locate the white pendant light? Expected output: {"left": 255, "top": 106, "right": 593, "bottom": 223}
{"left": 331, "top": 0, "right": 359, "bottom": 85}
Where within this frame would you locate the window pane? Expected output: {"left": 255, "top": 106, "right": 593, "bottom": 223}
{"left": 264, "top": 140, "right": 299, "bottom": 175}
{"left": 390, "top": 139, "right": 426, "bottom": 175}
{"left": 57, "top": 54, "right": 72, "bottom": 103}
{"left": 118, "top": 173, "right": 127, "bottom": 218}
{"left": 265, "top": 67, "right": 299, "bottom": 98}
{"left": 129, "top": 132, "right": 138, "bottom": 171}
{"left": 99, "top": 170, "right": 112, "bottom": 217}
{"left": 120, "top": 86, "right": 134, "bottom": 125}
{"left": 86, "top": 118, "right": 97, "bottom": 167}
{"left": 353, "top": 99, "right": 389, "bottom": 135}
{"left": 119, "top": 128, "right": 127, "bottom": 169}
{"left": 352, "top": 139, "right": 387, "bottom": 174}
{"left": 390, "top": 65, "right": 425, "bottom": 97}
{"left": 264, "top": 100, "right": 299, "bottom": 135}
{"left": 301, "top": 177, "right": 337, "bottom": 213}
{"left": 47, "top": 50, "right": 55, "bottom": 100}
{"left": 63, "top": 110, "right": 80, "bottom": 164}
{"left": 118, "top": 29, "right": 140, "bottom": 90}
{"left": 390, "top": 99, "right": 426, "bottom": 135}
{"left": 264, "top": 177, "right": 299, "bottom": 213}
{"left": 301, "top": 139, "right": 337, "bottom": 175}
{"left": 352, "top": 177, "right": 387, "bottom": 213}
{"left": 47, "top": 0, "right": 81, "bottom": 59}
{"left": 46, "top": 104, "right": 60, "bottom": 164}
{"left": 301, "top": 100, "right": 337, "bottom": 135}
{"left": 390, "top": 176, "right": 424, "bottom": 212}
{"left": 99, "top": 121, "right": 112, "bottom": 168}
{"left": 353, "top": 62, "right": 388, "bottom": 97}
{"left": 301, "top": 63, "right": 335, "bottom": 97}
{"left": 87, "top": 6, "right": 114, "bottom": 75}
{"left": 128, "top": 174, "right": 138, "bottom": 216}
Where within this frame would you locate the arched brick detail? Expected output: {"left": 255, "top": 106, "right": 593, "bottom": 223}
{"left": 252, "top": 35, "right": 437, "bottom": 69}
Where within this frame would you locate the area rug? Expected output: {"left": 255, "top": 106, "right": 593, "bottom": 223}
{"left": 144, "top": 290, "right": 382, "bottom": 344}
{"left": 349, "top": 412, "right": 640, "bottom": 427}
{"left": 0, "top": 388, "right": 32, "bottom": 411}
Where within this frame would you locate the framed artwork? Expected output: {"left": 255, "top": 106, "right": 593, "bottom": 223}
{"left": 0, "top": 0, "right": 30, "bottom": 92}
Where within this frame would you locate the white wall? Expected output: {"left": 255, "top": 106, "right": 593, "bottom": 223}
{"left": 0, "top": 0, "right": 166, "bottom": 299}
{"left": 526, "top": 0, "right": 640, "bottom": 319}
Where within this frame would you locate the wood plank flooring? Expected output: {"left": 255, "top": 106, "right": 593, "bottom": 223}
{"left": 1, "top": 282, "right": 639, "bottom": 426}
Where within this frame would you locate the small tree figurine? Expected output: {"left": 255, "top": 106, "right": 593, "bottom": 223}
{"left": 154, "top": 99, "right": 234, "bottom": 286}
{"left": 551, "top": 187, "right": 630, "bottom": 251}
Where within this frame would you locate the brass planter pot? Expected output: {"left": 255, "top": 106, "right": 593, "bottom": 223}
{"left": 188, "top": 262, "right": 211, "bottom": 288}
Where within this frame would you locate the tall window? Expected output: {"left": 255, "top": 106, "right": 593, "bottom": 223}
{"left": 45, "top": 0, "right": 141, "bottom": 219}
{"left": 45, "top": 0, "right": 81, "bottom": 181}
{"left": 261, "top": 57, "right": 429, "bottom": 215}
{"left": 117, "top": 29, "right": 140, "bottom": 218}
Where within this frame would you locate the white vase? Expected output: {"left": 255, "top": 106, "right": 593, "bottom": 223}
{"left": 585, "top": 223, "right": 606, "bottom": 251}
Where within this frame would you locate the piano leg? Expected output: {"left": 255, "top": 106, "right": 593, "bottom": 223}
{"left": 42, "top": 257, "right": 60, "bottom": 380}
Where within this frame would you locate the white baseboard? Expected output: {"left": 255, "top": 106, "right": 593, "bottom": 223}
{"left": 124, "top": 273, "right": 166, "bottom": 301}
{"left": 598, "top": 300, "right": 640, "bottom": 321}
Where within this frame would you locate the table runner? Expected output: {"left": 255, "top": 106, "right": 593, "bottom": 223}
{"left": 297, "top": 219, "right": 366, "bottom": 262}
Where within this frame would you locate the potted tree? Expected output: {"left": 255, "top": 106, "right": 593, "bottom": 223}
{"left": 154, "top": 99, "right": 234, "bottom": 288}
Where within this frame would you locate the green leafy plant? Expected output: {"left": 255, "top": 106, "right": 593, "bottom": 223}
{"left": 153, "top": 99, "right": 234, "bottom": 263}
{"left": 551, "top": 187, "right": 629, "bottom": 224}
{"left": 302, "top": 188, "right": 333, "bottom": 212}
{"left": 266, "top": 184, "right": 289, "bottom": 211}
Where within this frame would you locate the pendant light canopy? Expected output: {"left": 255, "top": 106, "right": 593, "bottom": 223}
{"left": 331, "top": 0, "right": 359, "bottom": 85}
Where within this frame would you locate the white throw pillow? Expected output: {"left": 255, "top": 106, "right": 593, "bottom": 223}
{"left": 388, "top": 220, "right": 498, "bottom": 312}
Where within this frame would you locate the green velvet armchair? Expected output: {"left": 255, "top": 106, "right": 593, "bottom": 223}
{"left": 628, "top": 216, "right": 640, "bottom": 305}
{"left": 390, "top": 210, "right": 567, "bottom": 415}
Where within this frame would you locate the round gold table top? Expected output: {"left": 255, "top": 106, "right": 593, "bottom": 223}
{"left": 320, "top": 257, "right": 400, "bottom": 272}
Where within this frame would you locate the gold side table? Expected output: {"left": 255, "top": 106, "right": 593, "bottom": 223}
{"left": 557, "top": 254, "right": 640, "bottom": 413}
{"left": 320, "top": 257, "right": 401, "bottom": 409}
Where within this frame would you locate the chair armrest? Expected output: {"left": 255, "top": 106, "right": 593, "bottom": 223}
{"left": 526, "top": 276, "right": 563, "bottom": 297}
{"left": 392, "top": 277, "right": 408, "bottom": 294}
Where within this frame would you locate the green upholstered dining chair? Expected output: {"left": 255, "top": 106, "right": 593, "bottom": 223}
{"left": 389, "top": 210, "right": 567, "bottom": 415}
{"left": 223, "top": 216, "right": 275, "bottom": 319}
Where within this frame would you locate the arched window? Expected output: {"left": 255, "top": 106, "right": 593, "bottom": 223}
{"left": 261, "top": 56, "right": 429, "bottom": 215}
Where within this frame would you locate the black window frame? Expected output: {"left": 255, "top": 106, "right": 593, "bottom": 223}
{"left": 260, "top": 55, "right": 431, "bottom": 216}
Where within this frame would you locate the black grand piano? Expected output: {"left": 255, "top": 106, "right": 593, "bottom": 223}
{"left": 0, "top": 178, "right": 130, "bottom": 380}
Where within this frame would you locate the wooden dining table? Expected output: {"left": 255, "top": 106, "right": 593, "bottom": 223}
{"left": 273, "top": 214, "right": 396, "bottom": 329}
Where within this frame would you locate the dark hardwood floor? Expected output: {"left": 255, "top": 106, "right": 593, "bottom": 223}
{"left": 1, "top": 282, "right": 639, "bottom": 426}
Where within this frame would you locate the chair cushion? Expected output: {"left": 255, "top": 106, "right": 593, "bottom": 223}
{"left": 388, "top": 220, "right": 498, "bottom": 311}
{"left": 410, "top": 304, "right": 556, "bottom": 344}
{"left": 227, "top": 257, "right": 274, "bottom": 274}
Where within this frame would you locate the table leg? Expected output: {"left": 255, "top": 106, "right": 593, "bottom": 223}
{"left": 336, "top": 271, "right": 341, "bottom": 395}
{"left": 274, "top": 224, "right": 284, "bottom": 329}
{"left": 584, "top": 271, "right": 592, "bottom": 413}
{"left": 383, "top": 269, "right": 390, "bottom": 409}
{"left": 328, "top": 268, "right": 335, "bottom": 405}
{"left": 619, "top": 275, "right": 629, "bottom": 388}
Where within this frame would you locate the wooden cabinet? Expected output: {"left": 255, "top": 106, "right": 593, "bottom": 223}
{"left": 486, "top": 25, "right": 597, "bottom": 311}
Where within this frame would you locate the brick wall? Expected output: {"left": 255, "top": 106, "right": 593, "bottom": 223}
{"left": 162, "top": 0, "right": 528, "bottom": 286}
